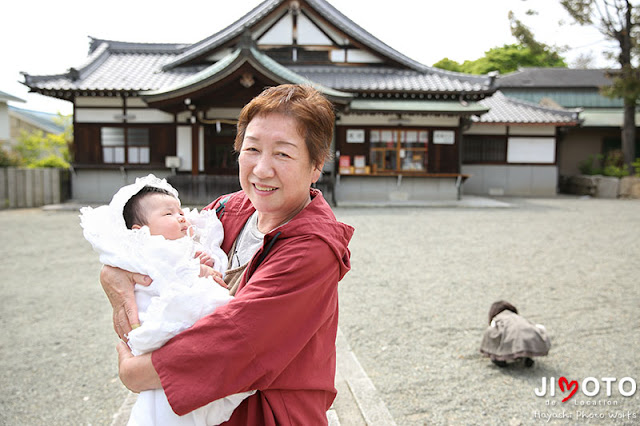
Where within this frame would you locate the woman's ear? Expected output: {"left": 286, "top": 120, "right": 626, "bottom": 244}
{"left": 131, "top": 224, "right": 142, "bottom": 230}
{"left": 311, "top": 162, "right": 324, "bottom": 183}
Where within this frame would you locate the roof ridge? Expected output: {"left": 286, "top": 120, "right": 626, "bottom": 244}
{"left": 489, "top": 91, "right": 579, "bottom": 117}
{"left": 88, "top": 37, "right": 189, "bottom": 53}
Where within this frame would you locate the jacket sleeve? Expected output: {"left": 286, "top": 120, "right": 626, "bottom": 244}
{"left": 152, "top": 235, "right": 340, "bottom": 415}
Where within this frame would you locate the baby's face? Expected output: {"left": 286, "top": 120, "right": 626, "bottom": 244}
{"left": 138, "top": 194, "right": 191, "bottom": 240}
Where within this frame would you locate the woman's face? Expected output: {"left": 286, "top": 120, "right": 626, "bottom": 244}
{"left": 238, "top": 112, "right": 322, "bottom": 229}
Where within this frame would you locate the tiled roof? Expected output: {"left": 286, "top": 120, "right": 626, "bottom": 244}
{"left": 474, "top": 91, "right": 579, "bottom": 124}
{"left": 142, "top": 46, "right": 352, "bottom": 102}
{"left": 497, "top": 68, "right": 614, "bottom": 88}
{"left": 287, "top": 65, "right": 491, "bottom": 93}
{"left": 23, "top": 0, "right": 495, "bottom": 99}
{"left": 0, "top": 90, "right": 25, "bottom": 103}
{"left": 23, "top": 43, "right": 491, "bottom": 96}
{"left": 9, "top": 106, "right": 67, "bottom": 134}
{"left": 162, "top": 0, "right": 491, "bottom": 88}
{"left": 23, "top": 40, "right": 203, "bottom": 93}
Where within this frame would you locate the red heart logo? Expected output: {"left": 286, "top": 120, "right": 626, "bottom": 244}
{"left": 559, "top": 377, "right": 578, "bottom": 402}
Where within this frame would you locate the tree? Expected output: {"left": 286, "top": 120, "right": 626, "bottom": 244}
{"left": 432, "top": 44, "right": 566, "bottom": 75}
{"left": 11, "top": 113, "right": 73, "bottom": 168}
{"left": 433, "top": 10, "right": 567, "bottom": 75}
{"left": 561, "top": 0, "right": 639, "bottom": 172}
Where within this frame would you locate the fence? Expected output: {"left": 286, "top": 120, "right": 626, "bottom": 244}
{"left": 0, "top": 167, "right": 71, "bottom": 209}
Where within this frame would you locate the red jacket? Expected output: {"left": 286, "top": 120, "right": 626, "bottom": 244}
{"left": 152, "top": 189, "right": 354, "bottom": 424}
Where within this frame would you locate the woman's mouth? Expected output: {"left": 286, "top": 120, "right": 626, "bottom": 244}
{"left": 254, "top": 184, "right": 277, "bottom": 192}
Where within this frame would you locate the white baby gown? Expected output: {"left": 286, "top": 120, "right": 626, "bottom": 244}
{"left": 80, "top": 174, "right": 254, "bottom": 426}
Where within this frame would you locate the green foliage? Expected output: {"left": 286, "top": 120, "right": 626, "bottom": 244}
{"left": 578, "top": 151, "right": 632, "bottom": 177}
{"left": 578, "top": 154, "right": 604, "bottom": 175}
{"left": 602, "top": 149, "right": 630, "bottom": 177}
{"left": 0, "top": 143, "right": 20, "bottom": 167}
{"left": 432, "top": 58, "right": 463, "bottom": 73}
{"left": 11, "top": 124, "right": 71, "bottom": 169}
{"left": 30, "top": 154, "right": 70, "bottom": 169}
{"left": 433, "top": 44, "right": 567, "bottom": 75}
{"left": 632, "top": 158, "right": 640, "bottom": 175}
{"left": 601, "top": 66, "right": 640, "bottom": 104}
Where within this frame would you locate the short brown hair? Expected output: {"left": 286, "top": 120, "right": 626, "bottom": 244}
{"left": 123, "top": 186, "right": 174, "bottom": 229}
{"left": 234, "top": 84, "right": 335, "bottom": 167}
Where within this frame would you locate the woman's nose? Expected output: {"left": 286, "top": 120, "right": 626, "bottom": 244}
{"left": 253, "top": 155, "right": 275, "bottom": 178}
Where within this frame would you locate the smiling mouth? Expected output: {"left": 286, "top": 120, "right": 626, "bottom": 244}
{"left": 254, "top": 184, "right": 277, "bottom": 192}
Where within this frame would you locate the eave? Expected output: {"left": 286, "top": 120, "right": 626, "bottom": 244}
{"left": 348, "top": 99, "right": 490, "bottom": 116}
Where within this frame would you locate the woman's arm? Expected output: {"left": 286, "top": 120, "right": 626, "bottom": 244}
{"left": 100, "top": 265, "right": 151, "bottom": 340}
{"left": 116, "top": 341, "right": 162, "bottom": 392}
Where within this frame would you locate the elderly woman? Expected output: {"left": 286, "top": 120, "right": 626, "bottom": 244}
{"left": 100, "top": 84, "right": 354, "bottom": 424}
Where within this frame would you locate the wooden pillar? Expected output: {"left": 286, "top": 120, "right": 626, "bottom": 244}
{"left": 191, "top": 118, "right": 199, "bottom": 176}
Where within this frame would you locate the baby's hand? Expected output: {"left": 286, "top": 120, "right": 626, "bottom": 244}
{"left": 199, "top": 265, "right": 228, "bottom": 289}
{"left": 195, "top": 251, "right": 214, "bottom": 267}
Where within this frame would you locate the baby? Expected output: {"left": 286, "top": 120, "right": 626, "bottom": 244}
{"left": 80, "top": 174, "right": 254, "bottom": 426}
{"left": 479, "top": 300, "right": 551, "bottom": 368}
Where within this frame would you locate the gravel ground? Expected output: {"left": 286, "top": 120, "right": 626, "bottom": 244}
{"left": 0, "top": 197, "right": 638, "bottom": 425}
{"left": 335, "top": 197, "right": 640, "bottom": 425}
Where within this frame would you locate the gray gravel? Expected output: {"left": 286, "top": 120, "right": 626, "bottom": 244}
{"left": 0, "top": 197, "right": 638, "bottom": 425}
{"left": 335, "top": 197, "right": 640, "bottom": 425}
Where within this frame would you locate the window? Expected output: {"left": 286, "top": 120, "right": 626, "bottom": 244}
{"left": 463, "top": 135, "right": 506, "bottom": 163}
{"left": 101, "top": 127, "right": 150, "bottom": 164}
{"left": 370, "top": 129, "right": 428, "bottom": 173}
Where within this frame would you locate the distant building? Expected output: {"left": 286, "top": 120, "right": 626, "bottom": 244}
{"left": 0, "top": 90, "right": 25, "bottom": 145}
{"left": 9, "top": 106, "right": 67, "bottom": 144}
{"left": 497, "top": 67, "right": 640, "bottom": 177}
{"left": 22, "top": 0, "right": 580, "bottom": 203}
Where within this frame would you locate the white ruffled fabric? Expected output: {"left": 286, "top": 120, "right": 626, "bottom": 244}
{"left": 79, "top": 174, "right": 254, "bottom": 426}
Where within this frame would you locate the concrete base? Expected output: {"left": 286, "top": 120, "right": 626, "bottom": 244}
{"left": 619, "top": 176, "right": 640, "bottom": 199}
{"left": 462, "top": 164, "right": 558, "bottom": 197}
{"left": 335, "top": 175, "right": 459, "bottom": 205}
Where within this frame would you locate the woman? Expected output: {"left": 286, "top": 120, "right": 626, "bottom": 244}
{"left": 100, "top": 84, "right": 354, "bottom": 424}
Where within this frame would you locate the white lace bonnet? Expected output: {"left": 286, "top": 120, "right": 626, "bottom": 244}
{"left": 109, "top": 174, "right": 179, "bottom": 229}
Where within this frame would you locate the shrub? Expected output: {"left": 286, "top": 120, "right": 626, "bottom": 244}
{"left": 578, "top": 154, "right": 603, "bottom": 175}
{"left": 0, "top": 145, "right": 20, "bottom": 167}
{"left": 29, "top": 154, "right": 70, "bottom": 169}
{"left": 601, "top": 150, "right": 629, "bottom": 178}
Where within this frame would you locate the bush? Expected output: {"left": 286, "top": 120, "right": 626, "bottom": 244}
{"left": 632, "top": 158, "right": 640, "bottom": 175}
{"left": 602, "top": 150, "right": 629, "bottom": 178}
{"left": 578, "top": 154, "right": 603, "bottom": 175}
{"left": 0, "top": 145, "right": 20, "bottom": 167}
{"left": 578, "top": 151, "right": 632, "bottom": 178}
{"left": 30, "top": 155, "right": 70, "bottom": 169}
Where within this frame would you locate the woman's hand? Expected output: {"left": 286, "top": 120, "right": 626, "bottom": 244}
{"left": 100, "top": 265, "right": 151, "bottom": 341}
{"left": 116, "top": 341, "right": 162, "bottom": 392}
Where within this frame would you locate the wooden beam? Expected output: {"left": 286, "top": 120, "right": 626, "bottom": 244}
{"left": 191, "top": 119, "right": 199, "bottom": 176}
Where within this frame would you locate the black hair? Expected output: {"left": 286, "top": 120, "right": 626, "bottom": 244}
{"left": 123, "top": 186, "right": 175, "bottom": 229}
{"left": 488, "top": 300, "right": 518, "bottom": 324}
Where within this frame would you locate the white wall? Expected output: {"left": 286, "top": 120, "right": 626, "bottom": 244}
{"left": 0, "top": 103, "right": 9, "bottom": 142}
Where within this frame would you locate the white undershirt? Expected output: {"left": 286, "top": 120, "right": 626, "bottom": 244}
{"left": 231, "top": 211, "right": 264, "bottom": 269}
